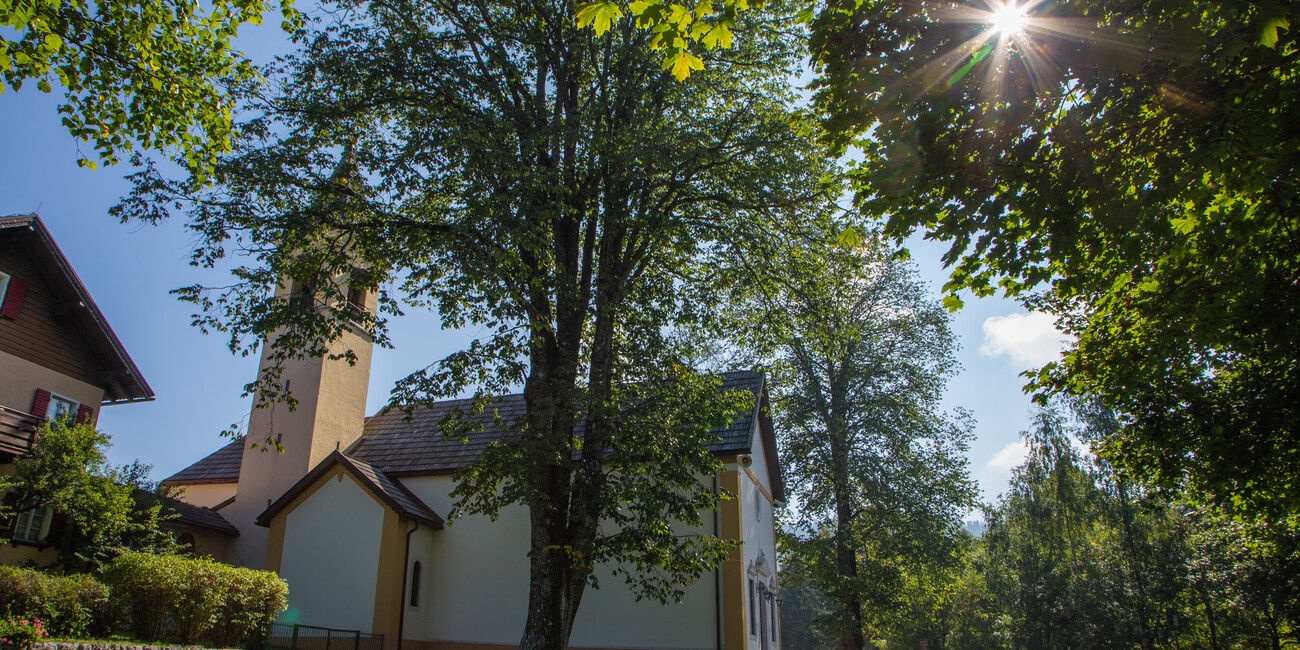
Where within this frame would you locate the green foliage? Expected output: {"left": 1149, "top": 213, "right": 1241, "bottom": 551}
{"left": 113, "top": 0, "right": 829, "bottom": 644}
{"left": 0, "top": 567, "right": 111, "bottom": 639}
{"left": 0, "top": 419, "right": 177, "bottom": 573}
{"left": 574, "top": 0, "right": 755, "bottom": 80}
{"left": 0, "top": 0, "right": 301, "bottom": 172}
{"left": 101, "top": 551, "right": 287, "bottom": 646}
{"left": 0, "top": 616, "right": 48, "bottom": 649}
{"left": 805, "top": 0, "right": 1300, "bottom": 522}
{"left": 896, "top": 401, "right": 1300, "bottom": 650}
{"left": 755, "top": 233, "right": 977, "bottom": 648}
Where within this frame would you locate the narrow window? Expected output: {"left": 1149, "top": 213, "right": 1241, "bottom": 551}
{"left": 291, "top": 280, "right": 315, "bottom": 307}
{"left": 409, "top": 561, "right": 422, "bottom": 607}
{"left": 748, "top": 578, "right": 756, "bottom": 636}
{"left": 347, "top": 287, "right": 367, "bottom": 311}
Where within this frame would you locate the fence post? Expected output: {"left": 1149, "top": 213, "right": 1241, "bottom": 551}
{"left": 326, "top": 631, "right": 332, "bottom": 650}
{"left": 354, "top": 630, "right": 361, "bottom": 650}
{"left": 292, "top": 625, "right": 300, "bottom": 650}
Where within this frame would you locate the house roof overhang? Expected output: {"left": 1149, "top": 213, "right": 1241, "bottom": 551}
{"left": 0, "top": 214, "right": 154, "bottom": 404}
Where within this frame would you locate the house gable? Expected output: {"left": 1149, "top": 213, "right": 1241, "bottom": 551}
{"left": 256, "top": 451, "right": 444, "bottom": 529}
{"left": 0, "top": 214, "right": 152, "bottom": 405}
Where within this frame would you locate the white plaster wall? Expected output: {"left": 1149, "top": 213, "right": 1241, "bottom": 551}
{"left": 278, "top": 474, "right": 385, "bottom": 632}
{"left": 400, "top": 526, "right": 438, "bottom": 642}
{"left": 400, "top": 475, "right": 531, "bottom": 644}
{"left": 172, "top": 482, "right": 237, "bottom": 508}
{"left": 568, "top": 519, "right": 718, "bottom": 650}
{"left": 401, "top": 474, "right": 725, "bottom": 649}
{"left": 740, "top": 419, "right": 780, "bottom": 650}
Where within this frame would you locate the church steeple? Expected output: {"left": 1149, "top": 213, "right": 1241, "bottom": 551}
{"left": 224, "top": 149, "right": 380, "bottom": 569}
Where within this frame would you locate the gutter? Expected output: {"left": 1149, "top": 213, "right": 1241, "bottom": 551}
{"left": 397, "top": 521, "right": 418, "bottom": 650}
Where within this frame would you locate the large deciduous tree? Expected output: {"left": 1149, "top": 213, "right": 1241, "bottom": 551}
{"left": 800, "top": 0, "right": 1300, "bottom": 523}
{"left": 753, "top": 235, "right": 977, "bottom": 650}
{"left": 115, "top": 0, "right": 829, "bottom": 646}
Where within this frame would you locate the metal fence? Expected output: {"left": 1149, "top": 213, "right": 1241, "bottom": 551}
{"left": 265, "top": 623, "right": 385, "bottom": 650}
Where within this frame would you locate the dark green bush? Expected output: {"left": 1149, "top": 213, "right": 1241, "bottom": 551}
{"left": 102, "top": 551, "right": 287, "bottom": 646}
{"left": 0, "top": 566, "right": 113, "bottom": 638}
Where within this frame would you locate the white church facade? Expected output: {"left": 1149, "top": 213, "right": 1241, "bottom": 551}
{"left": 162, "top": 283, "right": 787, "bottom": 650}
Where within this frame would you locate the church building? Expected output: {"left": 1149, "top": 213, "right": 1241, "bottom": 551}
{"left": 163, "top": 278, "right": 786, "bottom": 650}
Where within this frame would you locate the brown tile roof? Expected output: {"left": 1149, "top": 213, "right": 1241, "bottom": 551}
{"left": 349, "top": 370, "right": 784, "bottom": 500}
{"left": 173, "top": 370, "right": 785, "bottom": 509}
{"left": 136, "top": 490, "right": 240, "bottom": 535}
{"left": 255, "top": 450, "right": 444, "bottom": 528}
{"left": 161, "top": 438, "right": 243, "bottom": 486}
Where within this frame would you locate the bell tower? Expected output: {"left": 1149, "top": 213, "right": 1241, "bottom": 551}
{"left": 223, "top": 273, "right": 378, "bottom": 569}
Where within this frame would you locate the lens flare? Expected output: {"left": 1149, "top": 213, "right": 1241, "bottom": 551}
{"left": 989, "top": 2, "right": 1029, "bottom": 35}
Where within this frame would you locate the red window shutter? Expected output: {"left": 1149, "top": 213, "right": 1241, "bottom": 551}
{"left": 30, "top": 389, "right": 51, "bottom": 418}
{"left": 76, "top": 404, "right": 94, "bottom": 425}
{"left": 0, "top": 279, "right": 26, "bottom": 319}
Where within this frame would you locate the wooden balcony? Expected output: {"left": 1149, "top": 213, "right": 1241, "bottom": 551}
{"left": 0, "top": 407, "right": 40, "bottom": 457}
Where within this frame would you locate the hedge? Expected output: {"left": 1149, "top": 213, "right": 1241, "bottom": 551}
{"left": 0, "top": 567, "right": 112, "bottom": 638}
{"left": 0, "top": 553, "right": 288, "bottom": 648}
{"left": 102, "top": 551, "right": 288, "bottom": 647}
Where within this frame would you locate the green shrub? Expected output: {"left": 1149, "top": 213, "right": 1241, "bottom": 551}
{"left": 0, "top": 617, "right": 48, "bottom": 649}
{"left": 101, "top": 552, "right": 182, "bottom": 642}
{"left": 210, "top": 564, "right": 289, "bottom": 649}
{"left": 0, "top": 566, "right": 113, "bottom": 638}
{"left": 103, "top": 551, "right": 287, "bottom": 646}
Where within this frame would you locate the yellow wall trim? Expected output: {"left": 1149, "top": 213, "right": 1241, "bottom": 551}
{"left": 719, "top": 469, "right": 745, "bottom": 650}
{"left": 372, "top": 510, "right": 406, "bottom": 639}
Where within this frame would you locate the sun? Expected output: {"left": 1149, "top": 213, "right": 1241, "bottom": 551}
{"left": 988, "top": 2, "right": 1029, "bottom": 35}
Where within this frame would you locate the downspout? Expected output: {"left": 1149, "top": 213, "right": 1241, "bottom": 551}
{"left": 397, "top": 521, "right": 418, "bottom": 650}
{"left": 714, "top": 472, "right": 722, "bottom": 650}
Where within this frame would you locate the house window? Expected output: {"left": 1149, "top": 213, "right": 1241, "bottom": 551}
{"left": 748, "top": 578, "right": 756, "bottom": 637}
{"left": 291, "top": 280, "right": 315, "bottom": 307}
{"left": 46, "top": 394, "right": 79, "bottom": 421}
{"left": 13, "top": 505, "right": 52, "bottom": 544}
{"left": 0, "top": 271, "right": 9, "bottom": 310}
{"left": 409, "top": 561, "right": 422, "bottom": 607}
{"left": 347, "top": 287, "right": 367, "bottom": 312}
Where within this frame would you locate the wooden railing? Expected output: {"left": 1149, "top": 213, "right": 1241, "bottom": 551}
{"left": 0, "top": 406, "right": 40, "bottom": 456}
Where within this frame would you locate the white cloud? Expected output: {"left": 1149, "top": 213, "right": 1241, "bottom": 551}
{"left": 986, "top": 440, "right": 1029, "bottom": 472}
{"left": 980, "top": 311, "right": 1071, "bottom": 367}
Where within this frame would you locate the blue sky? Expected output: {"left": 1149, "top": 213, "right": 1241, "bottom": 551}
{"left": 0, "top": 23, "right": 1063, "bottom": 508}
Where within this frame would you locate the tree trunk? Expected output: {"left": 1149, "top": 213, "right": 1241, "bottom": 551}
{"left": 1200, "top": 589, "right": 1221, "bottom": 650}
{"left": 829, "top": 418, "right": 863, "bottom": 650}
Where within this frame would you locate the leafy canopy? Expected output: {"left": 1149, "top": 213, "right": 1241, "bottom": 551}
{"left": 1, "top": 0, "right": 301, "bottom": 172}
{"left": 801, "top": 0, "right": 1300, "bottom": 523}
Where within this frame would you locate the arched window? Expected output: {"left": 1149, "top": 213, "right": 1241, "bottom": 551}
{"left": 409, "top": 561, "right": 422, "bottom": 608}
